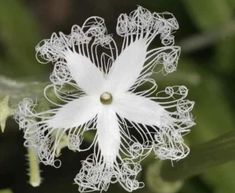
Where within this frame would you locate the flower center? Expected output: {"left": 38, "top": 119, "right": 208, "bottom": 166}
{"left": 100, "top": 92, "right": 112, "bottom": 105}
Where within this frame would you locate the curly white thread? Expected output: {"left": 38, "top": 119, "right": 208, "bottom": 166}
{"left": 15, "top": 6, "right": 195, "bottom": 192}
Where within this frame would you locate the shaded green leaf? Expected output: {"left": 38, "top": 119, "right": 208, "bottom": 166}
{"left": 160, "top": 130, "right": 235, "bottom": 182}
{"left": 203, "top": 162, "right": 235, "bottom": 193}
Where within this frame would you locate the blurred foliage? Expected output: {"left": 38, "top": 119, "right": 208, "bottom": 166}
{"left": 161, "top": 130, "right": 235, "bottom": 181}
{"left": 0, "top": 0, "right": 46, "bottom": 78}
{"left": 0, "top": 189, "right": 12, "bottom": 193}
{"left": 0, "top": 0, "right": 235, "bottom": 193}
{"left": 147, "top": 162, "right": 182, "bottom": 193}
{"left": 182, "top": 0, "right": 232, "bottom": 30}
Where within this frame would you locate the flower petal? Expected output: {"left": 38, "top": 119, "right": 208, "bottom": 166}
{"left": 47, "top": 96, "right": 100, "bottom": 129}
{"left": 113, "top": 92, "right": 168, "bottom": 127}
{"left": 106, "top": 39, "right": 147, "bottom": 93}
{"left": 97, "top": 107, "right": 120, "bottom": 163}
{"left": 66, "top": 51, "right": 105, "bottom": 94}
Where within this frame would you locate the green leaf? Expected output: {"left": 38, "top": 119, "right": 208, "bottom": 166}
{"left": 203, "top": 162, "right": 235, "bottom": 193}
{"left": 160, "top": 130, "right": 235, "bottom": 182}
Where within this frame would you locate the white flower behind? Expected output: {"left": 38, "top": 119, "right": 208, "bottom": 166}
{"left": 15, "top": 6, "right": 195, "bottom": 192}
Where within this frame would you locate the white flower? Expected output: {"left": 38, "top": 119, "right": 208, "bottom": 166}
{"left": 15, "top": 6, "right": 195, "bottom": 192}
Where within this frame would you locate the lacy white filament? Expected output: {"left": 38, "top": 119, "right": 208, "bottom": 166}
{"left": 15, "top": 6, "right": 195, "bottom": 192}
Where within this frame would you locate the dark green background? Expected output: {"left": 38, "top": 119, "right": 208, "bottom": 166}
{"left": 0, "top": 0, "right": 235, "bottom": 193}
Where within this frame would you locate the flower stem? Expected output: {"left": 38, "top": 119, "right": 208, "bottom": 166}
{"left": 160, "top": 130, "right": 235, "bottom": 182}
{"left": 28, "top": 148, "right": 41, "bottom": 187}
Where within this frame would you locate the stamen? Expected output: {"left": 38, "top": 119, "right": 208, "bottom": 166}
{"left": 100, "top": 92, "right": 112, "bottom": 105}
